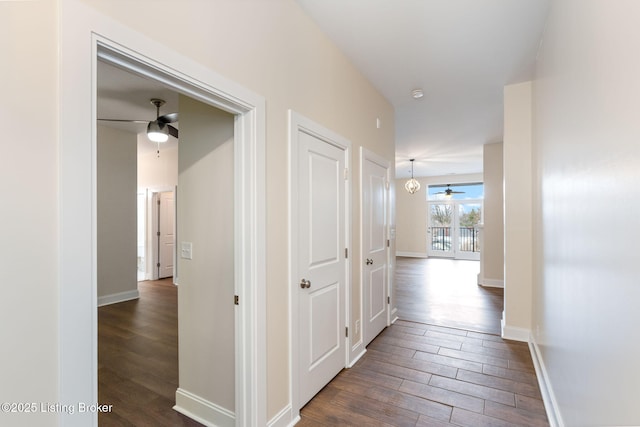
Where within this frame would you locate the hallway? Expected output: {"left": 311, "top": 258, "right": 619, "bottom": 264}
{"left": 299, "top": 320, "right": 548, "bottom": 426}
{"left": 299, "top": 257, "right": 547, "bottom": 426}
{"left": 98, "top": 259, "right": 546, "bottom": 426}
{"left": 396, "top": 257, "right": 503, "bottom": 335}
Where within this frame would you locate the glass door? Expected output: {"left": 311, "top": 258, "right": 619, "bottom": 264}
{"left": 426, "top": 182, "right": 483, "bottom": 260}
{"left": 428, "top": 203, "right": 453, "bottom": 257}
{"left": 456, "top": 203, "right": 481, "bottom": 260}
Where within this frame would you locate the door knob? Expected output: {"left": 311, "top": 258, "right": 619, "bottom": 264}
{"left": 366, "top": 258, "right": 373, "bottom": 265}
{"left": 300, "top": 278, "right": 311, "bottom": 289}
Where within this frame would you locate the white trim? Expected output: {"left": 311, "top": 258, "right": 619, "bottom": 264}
{"left": 59, "top": 2, "right": 266, "bottom": 426}
{"left": 396, "top": 251, "right": 429, "bottom": 258}
{"left": 501, "top": 316, "right": 530, "bottom": 342}
{"left": 97, "top": 290, "right": 140, "bottom": 307}
{"left": 174, "top": 388, "right": 235, "bottom": 427}
{"left": 390, "top": 309, "right": 399, "bottom": 324}
{"left": 349, "top": 337, "right": 364, "bottom": 365}
{"left": 528, "top": 337, "right": 564, "bottom": 427}
{"left": 479, "top": 278, "right": 504, "bottom": 288}
{"left": 347, "top": 348, "right": 367, "bottom": 368}
{"left": 267, "top": 404, "right": 298, "bottom": 427}
{"left": 288, "top": 110, "right": 351, "bottom": 422}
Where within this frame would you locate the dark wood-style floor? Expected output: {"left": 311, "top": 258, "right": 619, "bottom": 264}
{"left": 99, "top": 258, "right": 547, "bottom": 426}
{"left": 299, "top": 320, "right": 548, "bottom": 426}
{"left": 299, "top": 257, "right": 548, "bottom": 426}
{"left": 98, "top": 278, "right": 202, "bottom": 427}
{"left": 396, "top": 257, "right": 504, "bottom": 335}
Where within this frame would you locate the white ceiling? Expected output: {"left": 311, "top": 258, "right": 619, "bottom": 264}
{"left": 97, "top": 1, "right": 550, "bottom": 175}
{"left": 296, "top": 0, "right": 550, "bottom": 178}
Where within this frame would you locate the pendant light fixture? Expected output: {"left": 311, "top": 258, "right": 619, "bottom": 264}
{"left": 404, "top": 159, "right": 421, "bottom": 194}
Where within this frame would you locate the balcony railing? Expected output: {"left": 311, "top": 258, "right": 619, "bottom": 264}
{"left": 459, "top": 227, "right": 479, "bottom": 252}
{"left": 430, "top": 226, "right": 479, "bottom": 252}
{"left": 430, "top": 227, "right": 451, "bottom": 251}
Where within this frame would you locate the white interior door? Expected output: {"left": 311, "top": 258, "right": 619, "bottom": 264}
{"left": 297, "top": 127, "right": 347, "bottom": 408}
{"left": 362, "top": 150, "right": 389, "bottom": 346}
{"left": 158, "top": 191, "right": 175, "bottom": 278}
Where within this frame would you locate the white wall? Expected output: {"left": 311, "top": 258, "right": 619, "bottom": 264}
{"left": 395, "top": 173, "right": 483, "bottom": 257}
{"left": 75, "top": 1, "right": 395, "bottom": 419}
{"left": 395, "top": 179, "right": 428, "bottom": 256}
{"left": 533, "top": 1, "right": 640, "bottom": 425}
{"left": 0, "top": 1, "right": 58, "bottom": 425}
{"left": 176, "top": 95, "right": 236, "bottom": 417}
{"left": 481, "top": 142, "right": 504, "bottom": 286}
{"left": 4, "top": 0, "right": 394, "bottom": 424}
{"left": 97, "top": 125, "right": 138, "bottom": 302}
{"left": 503, "top": 82, "right": 533, "bottom": 339}
{"left": 137, "top": 137, "right": 178, "bottom": 190}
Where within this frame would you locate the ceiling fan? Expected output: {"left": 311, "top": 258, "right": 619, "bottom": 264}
{"left": 436, "top": 184, "right": 465, "bottom": 197}
{"left": 98, "top": 98, "right": 178, "bottom": 141}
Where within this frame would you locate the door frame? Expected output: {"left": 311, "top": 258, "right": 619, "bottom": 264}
{"left": 288, "top": 110, "right": 352, "bottom": 418}
{"left": 150, "top": 188, "right": 177, "bottom": 281}
{"left": 59, "top": 6, "right": 266, "bottom": 426}
{"left": 359, "top": 147, "right": 391, "bottom": 347}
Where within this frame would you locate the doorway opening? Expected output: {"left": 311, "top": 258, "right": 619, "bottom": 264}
{"left": 97, "top": 56, "right": 238, "bottom": 425}
{"left": 427, "top": 182, "right": 483, "bottom": 260}
{"left": 58, "top": 21, "right": 266, "bottom": 426}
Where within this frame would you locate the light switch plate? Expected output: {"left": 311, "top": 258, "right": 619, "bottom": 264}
{"left": 181, "top": 242, "right": 193, "bottom": 260}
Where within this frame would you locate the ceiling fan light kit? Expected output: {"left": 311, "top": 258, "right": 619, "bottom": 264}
{"left": 436, "top": 184, "right": 465, "bottom": 198}
{"left": 98, "top": 98, "right": 179, "bottom": 145}
{"left": 147, "top": 120, "right": 169, "bottom": 143}
{"left": 404, "top": 159, "right": 421, "bottom": 194}
{"left": 147, "top": 98, "right": 171, "bottom": 143}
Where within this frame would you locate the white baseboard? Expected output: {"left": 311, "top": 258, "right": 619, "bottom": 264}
{"left": 267, "top": 404, "right": 299, "bottom": 427}
{"left": 390, "top": 308, "right": 399, "bottom": 324}
{"left": 479, "top": 278, "right": 504, "bottom": 288}
{"left": 348, "top": 348, "right": 367, "bottom": 368}
{"left": 174, "top": 388, "right": 235, "bottom": 427}
{"left": 396, "top": 251, "right": 428, "bottom": 258}
{"left": 501, "top": 317, "right": 530, "bottom": 342}
{"left": 529, "top": 337, "right": 564, "bottom": 427}
{"left": 97, "top": 289, "right": 139, "bottom": 307}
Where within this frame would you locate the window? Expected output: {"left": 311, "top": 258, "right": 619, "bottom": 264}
{"left": 427, "top": 182, "right": 483, "bottom": 260}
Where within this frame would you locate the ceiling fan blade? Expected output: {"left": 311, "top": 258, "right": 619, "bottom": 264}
{"left": 167, "top": 124, "right": 179, "bottom": 139}
{"left": 97, "top": 118, "right": 148, "bottom": 124}
{"left": 158, "top": 112, "right": 178, "bottom": 124}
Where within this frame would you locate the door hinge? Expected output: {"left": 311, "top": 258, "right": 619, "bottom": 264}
{"left": 156, "top": 262, "right": 160, "bottom": 268}
{"left": 157, "top": 231, "right": 161, "bottom": 236}
{"left": 387, "top": 296, "right": 390, "bottom": 304}
{"left": 345, "top": 248, "right": 348, "bottom": 259}
{"left": 157, "top": 199, "right": 161, "bottom": 205}
{"left": 387, "top": 239, "right": 390, "bottom": 247}
{"left": 344, "top": 168, "right": 348, "bottom": 181}
{"left": 345, "top": 327, "right": 349, "bottom": 338}
{"left": 234, "top": 295, "right": 239, "bottom": 305}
